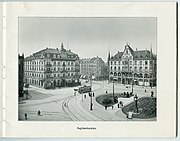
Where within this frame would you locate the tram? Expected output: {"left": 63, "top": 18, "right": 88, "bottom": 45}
{"left": 78, "top": 85, "right": 91, "bottom": 94}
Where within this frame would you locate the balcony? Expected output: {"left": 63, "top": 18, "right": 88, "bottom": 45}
{"left": 44, "top": 70, "right": 52, "bottom": 73}
{"left": 45, "top": 64, "right": 52, "bottom": 67}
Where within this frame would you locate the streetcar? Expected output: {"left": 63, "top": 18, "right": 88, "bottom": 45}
{"left": 78, "top": 85, "right": 91, "bottom": 94}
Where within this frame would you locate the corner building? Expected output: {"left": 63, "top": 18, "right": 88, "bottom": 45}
{"left": 109, "top": 44, "right": 156, "bottom": 87}
{"left": 24, "top": 43, "right": 80, "bottom": 89}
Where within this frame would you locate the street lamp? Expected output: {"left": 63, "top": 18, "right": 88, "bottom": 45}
{"left": 112, "top": 77, "right": 115, "bottom": 99}
{"left": 134, "top": 94, "right": 139, "bottom": 113}
{"left": 90, "top": 74, "right": 93, "bottom": 110}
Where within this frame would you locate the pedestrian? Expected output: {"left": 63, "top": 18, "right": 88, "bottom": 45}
{"left": 118, "top": 103, "right": 120, "bottom": 108}
{"left": 151, "top": 91, "right": 154, "bottom": 97}
{"left": 93, "top": 92, "right": 95, "bottom": 97}
{"left": 105, "top": 105, "right": 107, "bottom": 110}
{"left": 25, "top": 113, "right": 28, "bottom": 120}
{"left": 145, "top": 89, "right": 146, "bottom": 93}
{"left": 38, "top": 110, "right": 41, "bottom": 116}
{"left": 84, "top": 94, "right": 86, "bottom": 98}
{"left": 121, "top": 102, "right": 124, "bottom": 107}
{"left": 112, "top": 105, "right": 114, "bottom": 110}
{"left": 120, "top": 101, "right": 122, "bottom": 105}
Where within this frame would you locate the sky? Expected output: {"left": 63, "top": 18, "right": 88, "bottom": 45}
{"left": 19, "top": 17, "right": 157, "bottom": 62}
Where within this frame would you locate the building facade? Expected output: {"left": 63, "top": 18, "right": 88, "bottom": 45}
{"left": 80, "top": 57, "right": 108, "bottom": 80}
{"left": 24, "top": 43, "right": 80, "bottom": 89}
{"left": 109, "top": 44, "right": 156, "bottom": 87}
{"left": 19, "top": 54, "right": 24, "bottom": 97}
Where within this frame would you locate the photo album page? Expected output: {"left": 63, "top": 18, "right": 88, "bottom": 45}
{"left": 1, "top": 2, "right": 178, "bottom": 138}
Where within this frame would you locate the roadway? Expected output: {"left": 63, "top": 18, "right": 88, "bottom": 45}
{"left": 18, "top": 80, "right": 156, "bottom": 121}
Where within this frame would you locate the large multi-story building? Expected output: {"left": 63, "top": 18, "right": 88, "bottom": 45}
{"left": 24, "top": 43, "right": 80, "bottom": 89}
{"left": 19, "top": 54, "right": 24, "bottom": 97}
{"left": 109, "top": 44, "right": 156, "bottom": 87}
{"left": 80, "top": 57, "right": 108, "bottom": 80}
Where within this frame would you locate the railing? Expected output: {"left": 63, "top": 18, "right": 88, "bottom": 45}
{"left": 45, "top": 64, "right": 52, "bottom": 67}
{"left": 44, "top": 70, "right": 52, "bottom": 73}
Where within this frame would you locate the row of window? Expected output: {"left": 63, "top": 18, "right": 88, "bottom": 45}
{"left": 25, "top": 72, "right": 44, "bottom": 78}
{"left": 110, "top": 60, "right": 153, "bottom": 65}
{"left": 24, "top": 66, "right": 77, "bottom": 72}
{"left": 110, "top": 66, "right": 152, "bottom": 71}
{"left": 47, "top": 53, "right": 77, "bottom": 59}
{"left": 110, "top": 72, "right": 154, "bottom": 78}
{"left": 25, "top": 61, "right": 76, "bottom": 66}
{"left": 25, "top": 72, "right": 76, "bottom": 78}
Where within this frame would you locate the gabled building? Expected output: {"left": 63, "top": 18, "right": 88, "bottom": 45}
{"left": 109, "top": 44, "right": 156, "bottom": 87}
{"left": 24, "top": 43, "right": 80, "bottom": 89}
{"left": 80, "top": 57, "right": 108, "bottom": 80}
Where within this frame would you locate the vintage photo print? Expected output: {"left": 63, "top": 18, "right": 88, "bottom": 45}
{"left": 18, "top": 17, "right": 157, "bottom": 121}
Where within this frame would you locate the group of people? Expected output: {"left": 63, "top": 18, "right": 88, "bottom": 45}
{"left": 24, "top": 110, "right": 42, "bottom": 120}
{"left": 83, "top": 92, "right": 95, "bottom": 99}
{"left": 104, "top": 101, "right": 124, "bottom": 110}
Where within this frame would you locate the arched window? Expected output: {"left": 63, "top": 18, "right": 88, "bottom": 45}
{"left": 111, "top": 66, "right": 113, "bottom": 70}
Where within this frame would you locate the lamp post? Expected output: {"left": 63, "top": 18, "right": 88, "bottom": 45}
{"left": 113, "top": 77, "right": 115, "bottom": 99}
{"left": 134, "top": 94, "right": 138, "bottom": 113}
{"left": 90, "top": 74, "right": 93, "bottom": 110}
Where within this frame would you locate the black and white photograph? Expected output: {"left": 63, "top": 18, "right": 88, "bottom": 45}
{"left": 18, "top": 17, "right": 157, "bottom": 121}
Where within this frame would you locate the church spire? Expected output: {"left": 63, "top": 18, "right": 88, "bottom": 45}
{"left": 107, "top": 50, "right": 111, "bottom": 66}
{"left": 150, "top": 43, "right": 153, "bottom": 58}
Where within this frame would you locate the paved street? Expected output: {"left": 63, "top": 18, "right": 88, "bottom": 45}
{"left": 19, "top": 80, "right": 156, "bottom": 121}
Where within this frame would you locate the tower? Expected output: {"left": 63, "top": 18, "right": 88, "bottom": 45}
{"left": 61, "top": 43, "right": 65, "bottom": 51}
{"left": 107, "top": 50, "right": 111, "bottom": 66}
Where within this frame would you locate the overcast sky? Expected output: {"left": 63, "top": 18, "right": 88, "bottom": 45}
{"left": 19, "top": 17, "right": 156, "bottom": 62}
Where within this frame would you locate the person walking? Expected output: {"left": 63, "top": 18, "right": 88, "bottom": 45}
{"left": 112, "top": 105, "right": 114, "bottom": 110}
{"left": 38, "top": 110, "right": 41, "bottom": 116}
{"left": 105, "top": 105, "right": 107, "bottom": 110}
{"left": 25, "top": 113, "right": 28, "bottom": 120}
{"left": 118, "top": 103, "right": 120, "bottom": 108}
{"left": 151, "top": 91, "right": 154, "bottom": 97}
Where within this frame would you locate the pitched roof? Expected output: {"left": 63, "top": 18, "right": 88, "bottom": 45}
{"left": 110, "top": 51, "right": 123, "bottom": 61}
{"left": 133, "top": 50, "right": 153, "bottom": 60}
{"left": 24, "top": 55, "right": 34, "bottom": 61}
{"left": 25, "top": 46, "right": 78, "bottom": 61}
{"left": 125, "top": 44, "right": 134, "bottom": 55}
{"left": 110, "top": 44, "right": 156, "bottom": 61}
